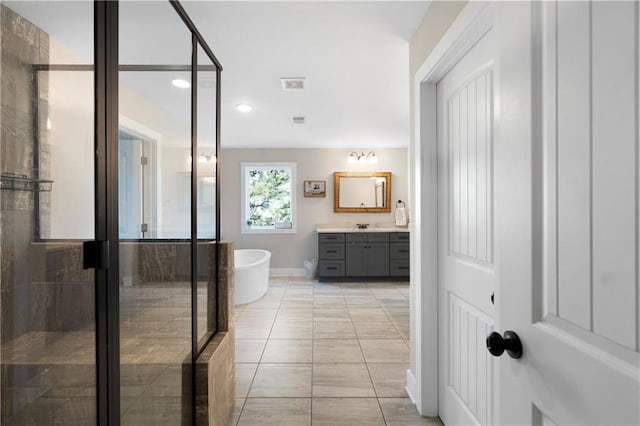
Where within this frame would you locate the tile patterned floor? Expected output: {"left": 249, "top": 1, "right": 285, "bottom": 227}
{"left": 1, "top": 284, "right": 206, "bottom": 426}
{"left": 230, "top": 277, "right": 442, "bottom": 426}
{"left": 1, "top": 278, "right": 442, "bottom": 425}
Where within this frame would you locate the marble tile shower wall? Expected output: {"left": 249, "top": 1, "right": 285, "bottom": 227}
{"left": 120, "top": 242, "right": 210, "bottom": 283}
{"left": 21, "top": 241, "right": 213, "bottom": 335}
{"left": 29, "top": 243, "right": 94, "bottom": 332}
{"left": 0, "top": 4, "right": 50, "bottom": 344}
{"left": 0, "top": 6, "right": 72, "bottom": 422}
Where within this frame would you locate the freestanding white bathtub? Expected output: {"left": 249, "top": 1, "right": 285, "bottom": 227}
{"left": 234, "top": 249, "right": 271, "bottom": 306}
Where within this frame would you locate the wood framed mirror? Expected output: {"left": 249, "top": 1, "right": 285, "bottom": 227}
{"left": 333, "top": 171, "right": 392, "bottom": 213}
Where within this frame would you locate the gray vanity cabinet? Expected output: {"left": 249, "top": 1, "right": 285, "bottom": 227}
{"left": 389, "top": 232, "right": 410, "bottom": 276}
{"left": 364, "top": 243, "right": 390, "bottom": 275}
{"left": 318, "top": 234, "right": 346, "bottom": 277}
{"left": 318, "top": 232, "right": 408, "bottom": 281}
{"left": 345, "top": 233, "right": 389, "bottom": 276}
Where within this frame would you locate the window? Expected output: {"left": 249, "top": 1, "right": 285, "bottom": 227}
{"left": 241, "top": 162, "right": 296, "bottom": 233}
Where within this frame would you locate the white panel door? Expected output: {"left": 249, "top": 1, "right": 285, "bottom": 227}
{"left": 437, "top": 27, "right": 497, "bottom": 426}
{"left": 118, "top": 135, "right": 144, "bottom": 239}
{"left": 118, "top": 133, "right": 155, "bottom": 239}
{"left": 498, "top": 1, "right": 640, "bottom": 424}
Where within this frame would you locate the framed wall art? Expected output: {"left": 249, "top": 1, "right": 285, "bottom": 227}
{"left": 304, "top": 180, "right": 326, "bottom": 197}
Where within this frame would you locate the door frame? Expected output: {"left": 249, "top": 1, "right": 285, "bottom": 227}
{"left": 119, "top": 116, "right": 161, "bottom": 239}
{"left": 408, "top": 1, "right": 495, "bottom": 416}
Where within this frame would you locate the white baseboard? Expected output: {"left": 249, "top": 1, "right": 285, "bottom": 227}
{"left": 270, "top": 268, "right": 306, "bottom": 277}
{"left": 406, "top": 368, "right": 418, "bottom": 406}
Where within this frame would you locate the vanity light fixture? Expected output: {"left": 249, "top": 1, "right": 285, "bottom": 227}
{"left": 171, "top": 78, "right": 191, "bottom": 89}
{"left": 198, "top": 152, "right": 216, "bottom": 163}
{"left": 236, "top": 103, "right": 253, "bottom": 113}
{"left": 348, "top": 151, "right": 378, "bottom": 163}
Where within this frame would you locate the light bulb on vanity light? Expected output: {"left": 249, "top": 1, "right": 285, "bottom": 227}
{"left": 198, "top": 152, "right": 216, "bottom": 163}
{"left": 348, "top": 151, "right": 377, "bottom": 163}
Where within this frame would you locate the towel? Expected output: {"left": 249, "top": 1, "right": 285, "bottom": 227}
{"left": 395, "top": 206, "right": 408, "bottom": 227}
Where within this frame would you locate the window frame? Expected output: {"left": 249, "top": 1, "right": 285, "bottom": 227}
{"left": 240, "top": 162, "right": 297, "bottom": 234}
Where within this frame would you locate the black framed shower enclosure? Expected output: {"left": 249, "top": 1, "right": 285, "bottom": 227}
{"left": 92, "top": 1, "right": 222, "bottom": 424}
{"left": 0, "top": 1, "right": 221, "bottom": 423}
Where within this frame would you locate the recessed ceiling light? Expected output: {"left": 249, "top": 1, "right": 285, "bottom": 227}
{"left": 171, "top": 79, "right": 191, "bottom": 89}
{"left": 236, "top": 104, "right": 253, "bottom": 113}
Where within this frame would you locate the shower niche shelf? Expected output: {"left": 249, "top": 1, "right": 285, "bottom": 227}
{"left": 0, "top": 172, "right": 53, "bottom": 192}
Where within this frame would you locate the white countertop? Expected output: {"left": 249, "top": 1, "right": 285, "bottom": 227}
{"left": 316, "top": 223, "right": 410, "bottom": 233}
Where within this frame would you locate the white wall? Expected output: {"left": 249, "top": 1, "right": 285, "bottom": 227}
{"left": 221, "top": 148, "right": 408, "bottom": 270}
{"left": 44, "top": 36, "right": 193, "bottom": 239}
{"left": 44, "top": 38, "right": 94, "bottom": 239}
{"left": 119, "top": 81, "right": 192, "bottom": 239}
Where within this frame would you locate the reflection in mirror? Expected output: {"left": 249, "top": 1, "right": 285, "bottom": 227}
{"left": 339, "top": 177, "right": 386, "bottom": 208}
{"left": 334, "top": 172, "right": 391, "bottom": 213}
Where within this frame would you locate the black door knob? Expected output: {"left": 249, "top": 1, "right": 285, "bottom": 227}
{"left": 486, "top": 330, "right": 523, "bottom": 359}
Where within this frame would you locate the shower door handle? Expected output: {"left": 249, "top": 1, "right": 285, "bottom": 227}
{"left": 83, "top": 240, "right": 110, "bottom": 270}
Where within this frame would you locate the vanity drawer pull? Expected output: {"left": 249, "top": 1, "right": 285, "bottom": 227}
{"left": 319, "top": 243, "right": 344, "bottom": 260}
{"left": 390, "top": 233, "right": 410, "bottom": 242}
{"left": 319, "top": 234, "right": 346, "bottom": 243}
{"left": 319, "top": 260, "right": 345, "bottom": 277}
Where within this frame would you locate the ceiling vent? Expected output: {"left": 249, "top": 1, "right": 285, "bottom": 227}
{"left": 280, "top": 77, "right": 306, "bottom": 91}
{"left": 290, "top": 115, "right": 306, "bottom": 125}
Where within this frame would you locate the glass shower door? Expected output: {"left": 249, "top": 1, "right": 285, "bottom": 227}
{"left": 1, "top": 2, "right": 222, "bottom": 424}
{"left": 0, "top": 2, "right": 97, "bottom": 425}
{"left": 118, "top": 2, "right": 194, "bottom": 424}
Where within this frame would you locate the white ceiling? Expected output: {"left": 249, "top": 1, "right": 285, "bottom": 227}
{"left": 183, "top": 1, "right": 429, "bottom": 148}
{"left": 5, "top": 1, "right": 430, "bottom": 149}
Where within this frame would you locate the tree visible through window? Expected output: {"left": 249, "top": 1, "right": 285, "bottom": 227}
{"left": 241, "top": 163, "right": 296, "bottom": 233}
